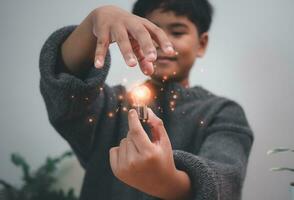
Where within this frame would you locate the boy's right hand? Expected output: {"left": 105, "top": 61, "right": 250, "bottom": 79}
{"left": 92, "top": 5, "right": 175, "bottom": 75}
{"left": 61, "top": 5, "right": 175, "bottom": 76}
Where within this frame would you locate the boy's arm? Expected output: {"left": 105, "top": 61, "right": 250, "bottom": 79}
{"left": 173, "top": 100, "right": 254, "bottom": 200}
{"left": 39, "top": 25, "right": 115, "bottom": 168}
{"left": 60, "top": 12, "right": 97, "bottom": 75}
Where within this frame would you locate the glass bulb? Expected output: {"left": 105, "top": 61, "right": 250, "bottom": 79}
{"left": 131, "top": 85, "right": 151, "bottom": 122}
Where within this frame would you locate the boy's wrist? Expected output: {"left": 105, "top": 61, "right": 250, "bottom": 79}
{"left": 158, "top": 169, "right": 192, "bottom": 200}
{"left": 61, "top": 13, "right": 96, "bottom": 74}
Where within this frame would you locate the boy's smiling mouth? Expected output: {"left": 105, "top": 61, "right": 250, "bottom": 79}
{"left": 156, "top": 55, "right": 178, "bottom": 65}
{"left": 157, "top": 56, "right": 177, "bottom": 60}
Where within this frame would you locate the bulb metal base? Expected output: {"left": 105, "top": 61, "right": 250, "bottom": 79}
{"left": 135, "top": 105, "right": 148, "bottom": 122}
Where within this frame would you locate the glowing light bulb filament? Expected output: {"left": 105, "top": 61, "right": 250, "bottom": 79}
{"left": 131, "top": 85, "right": 151, "bottom": 122}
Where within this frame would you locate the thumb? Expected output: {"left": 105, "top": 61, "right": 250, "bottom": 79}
{"left": 147, "top": 108, "right": 169, "bottom": 144}
{"left": 109, "top": 147, "right": 119, "bottom": 174}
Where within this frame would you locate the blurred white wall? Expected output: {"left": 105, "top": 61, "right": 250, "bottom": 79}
{"left": 0, "top": 0, "right": 293, "bottom": 199}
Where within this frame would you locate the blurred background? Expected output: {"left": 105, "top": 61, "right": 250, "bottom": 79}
{"left": 0, "top": 0, "right": 293, "bottom": 199}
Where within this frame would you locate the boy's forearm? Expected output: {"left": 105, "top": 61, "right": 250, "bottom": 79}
{"left": 61, "top": 12, "right": 96, "bottom": 74}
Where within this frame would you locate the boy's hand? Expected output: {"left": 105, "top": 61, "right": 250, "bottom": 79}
{"left": 109, "top": 108, "right": 191, "bottom": 200}
{"left": 92, "top": 5, "right": 175, "bottom": 75}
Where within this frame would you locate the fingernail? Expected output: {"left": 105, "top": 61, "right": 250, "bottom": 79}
{"left": 127, "top": 54, "right": 137, "bottom": 66}
{"left": 164, "top": 45, "right": 174, "bottom": 54}
{"left": 128, "top": 58, "right": 137, "bottom": 66}
{"left": 143, "top": 62, "right": 154, "bottom": 76}
{"left": 129, "top": 109, "right": 136, "bottom": 117}
{"left": 147, "top": 51, "right": 157, "bottom": 61}
{"left": 95, "top": 57, "right": 103, "bottom": 68}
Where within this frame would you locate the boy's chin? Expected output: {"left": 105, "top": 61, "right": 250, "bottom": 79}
{"left": 152, "top": 66, "right": 176, "bottom": 78}
{"left": 150, "top": 72, "right": 180, "bottom": 83}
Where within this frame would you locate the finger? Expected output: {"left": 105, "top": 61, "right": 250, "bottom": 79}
{"left": 118, "top": 138, "right": 128, "bottom": 169}
{"left": 111, "top": 26, "right": 137, "bottom": 67}
{"left": 109, "top": 146, "right": 119, "bottom": 174}
{"left": 138, "top": 58, "right": 154, "bottom": 76}
{"left": 126, "top": 136, "right": 139, "bottom": 154}
{"left": 127, "top": 24, "right": 157, "bottom": 62}
{"left": 94, "top": 28, "right": 110, "bottom": 68}
{"left": 131, "top": 41, "right": 154, "bottom": 75}
{"left": 126, "top": 138, "right": 140, "bottom": 167}
{"left": 142, "top": 20, "right": 175, "bottom": 55}
{"left": 128, "top": 109, "right": 152, "bottom": 151}
{"left": 146, "top": 108, "right": 169, "bottom": 144}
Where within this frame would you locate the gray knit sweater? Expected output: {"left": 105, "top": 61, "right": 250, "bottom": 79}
{"left": 39, "top": 26, "right": 254, "bottom": 200}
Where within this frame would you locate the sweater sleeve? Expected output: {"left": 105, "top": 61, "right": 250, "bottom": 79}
{"left": 173, "top": 100, "right": 254, "bottom": 200}
{"left": 39, "top": 26, "right": 119, "bottom": 168}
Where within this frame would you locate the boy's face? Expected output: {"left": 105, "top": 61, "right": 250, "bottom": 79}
{"left": 145, "top": 9, "right": 208, "bottom": 85}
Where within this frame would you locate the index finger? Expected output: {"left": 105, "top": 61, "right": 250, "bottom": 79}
{"left": 131, "top": 41, "right": 154, "bottom": 75}
{"left": 127, "top": 109, "right": 152, "bottom": 151}
{"left": 94, "top": 28, "right": 110, "bottom": 68}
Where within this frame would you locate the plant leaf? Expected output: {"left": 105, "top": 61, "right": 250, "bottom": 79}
{"left": 267, "top": 147, "right": 294, "bottom": 155}
{"left": 270, "top": 167, "right": 294, "bottom": 172}
{"left": 11, "top": 153, "right": 32, "bottom": 183}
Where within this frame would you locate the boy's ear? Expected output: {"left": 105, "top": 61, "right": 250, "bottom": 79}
{"left": 196, "top": 32, "right": 209, "bottom": 58}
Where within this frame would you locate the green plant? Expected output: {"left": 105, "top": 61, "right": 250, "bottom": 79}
{"left": 0, "top": 151, "right": 78, "bottom": 200}
{"left": 267, "top": 147, "right": 294, "bottom": 173}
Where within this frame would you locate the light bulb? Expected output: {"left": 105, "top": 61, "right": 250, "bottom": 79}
{"left": 131, "top": 85, "right": 151, "bottom": 122}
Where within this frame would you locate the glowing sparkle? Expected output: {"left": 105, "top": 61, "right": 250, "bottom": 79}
{"left": 85, "top": 97, "right": 89, "bottom": 101}
{"left": 171, "top": 108, "right": 175, "bottom": 111}
{"left": 173, "top": 94, "right": 178, "bottom": 99}
{"left": 163, "top": 75, "right": 168, "bottom": 80}
{"left": 173, "top": 71, "right": 177, "bottom": 75}
{"left": 108, "top": 112, "right": 114, "bottom": 118}
{"left": 200, "top": 120, "right": 204, "bottom": 125}
{"left": 71, "top": 95, "right": 75, "bottom": 99}
{"left": 118, "top": 95, "right": 123, "bottom": 100}
{"left": 160, "top": 88, "right": 164, "bottom": 91}
{"left": 170, "top": 101, "right": 175, "bottom": 106}
{"left": 99, "top": 87, "right": 104, "bottom": 92}
{"left": 122, "top": 107, "right": 128, "bottom": 112}
{"left": 88, "top": 118, "right": 94, "bottom": 123}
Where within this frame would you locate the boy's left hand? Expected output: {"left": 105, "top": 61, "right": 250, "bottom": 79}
{"left": 109, "top": 108, "right": 191, "bottom": 199}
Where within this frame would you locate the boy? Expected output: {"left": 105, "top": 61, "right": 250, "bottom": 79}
{"left": 39, "top": 0, "right": 254, "bottom": 199}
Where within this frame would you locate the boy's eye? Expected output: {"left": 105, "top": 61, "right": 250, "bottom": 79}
{"left": 172, "top": 32, "right": 185, "bottom": 36}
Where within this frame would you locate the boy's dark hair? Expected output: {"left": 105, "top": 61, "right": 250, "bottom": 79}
{"left": 132, "top": 0, "right": 214, "bottom": 35}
